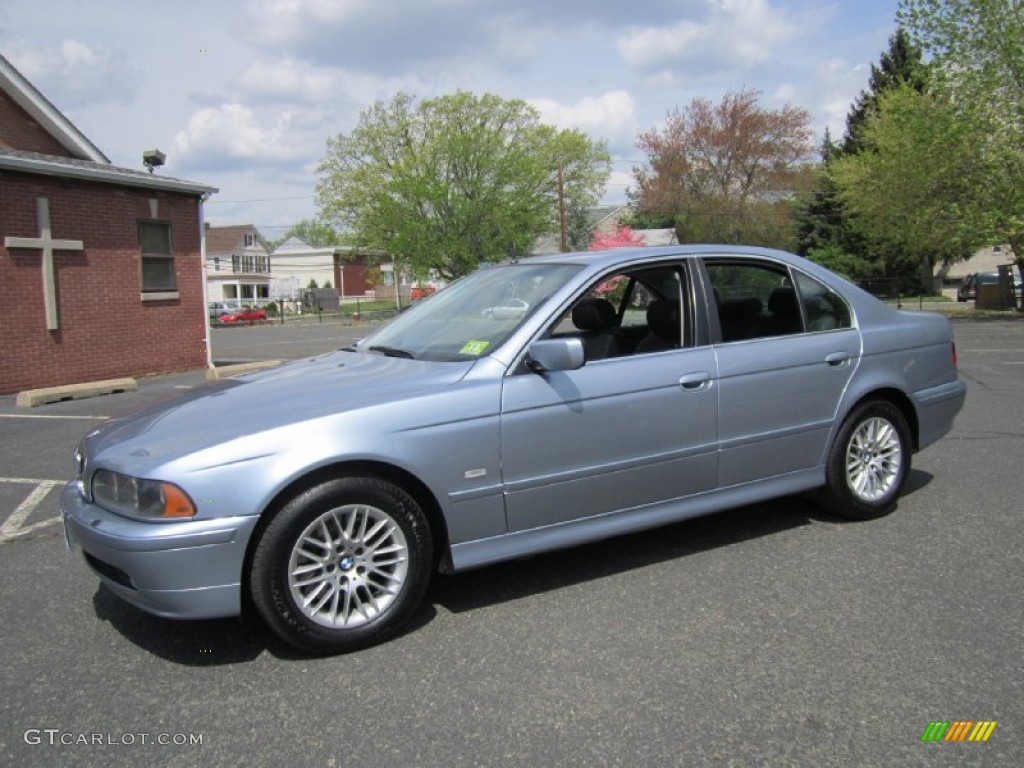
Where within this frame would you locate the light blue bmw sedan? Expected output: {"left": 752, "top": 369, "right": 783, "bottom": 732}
{"left": 62, "top": 246, "right": 966, "bottom": 653}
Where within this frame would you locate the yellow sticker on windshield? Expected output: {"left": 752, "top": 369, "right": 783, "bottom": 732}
{"left": 459, "top": 340, "right": 490, "bottom": 355}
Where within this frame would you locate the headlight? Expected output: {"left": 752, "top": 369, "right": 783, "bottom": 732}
{"left": 74, "top": 444, "right": 86, "bottom": 497}
{"left": 91, "top": 470, "right": 195, "bottom": 519}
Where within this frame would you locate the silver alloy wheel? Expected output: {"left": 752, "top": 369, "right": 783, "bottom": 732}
{"left": 288, "top": 504, "right": 409, "bottom": 629}
{"left": 845, "top": 416, "right": 902, "bottom": 503}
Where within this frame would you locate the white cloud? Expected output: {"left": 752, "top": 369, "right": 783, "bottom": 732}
{"left": 237, "top": 57, "right": 343, "bottom": 102}
{"left": 241, "top": 0, "right": 371, "bottom": 46}
{"left": 236, "top": 57, "right": 428, "bottom": 110}
{"left": 617, "top": 0, "right": 802, "bottom": 76}
{"left": 530, "top": 91, "right": 637, "bottom": 147}
{"left": 170, "top": 103, "right": 313, "bottom": 171}
{"left": 5, "top": 39, "right": 141, "bottom": 108}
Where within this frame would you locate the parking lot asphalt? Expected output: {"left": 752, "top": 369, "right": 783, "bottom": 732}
{"left": 0, "top": 318, "right": 1021, "bottom": 767}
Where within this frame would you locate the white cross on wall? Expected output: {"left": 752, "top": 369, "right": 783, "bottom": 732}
{"left": 4, "top": 197, "right": 84, "bottom": 330}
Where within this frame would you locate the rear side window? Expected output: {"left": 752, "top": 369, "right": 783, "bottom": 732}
{"left": 793, "top": 270, "right": 852, "bottom": 332}
{"left": 704, "top": 260, "right": 803, "bottom": 341}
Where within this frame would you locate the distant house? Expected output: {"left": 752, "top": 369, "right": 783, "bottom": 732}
{"left": 205, "top": 224, "right": 271, "bottom": 306}
{"left": 270, "top": 236, "right": 370, "bottom": 299}
{"left": 531, "top": 204, "right": 678, "bottom": 255}
{"left": 935, "top": 244, "right": 1017, "bottom": 285}
{"left": 0, "top": 53, "right": 216, "bottom": 395}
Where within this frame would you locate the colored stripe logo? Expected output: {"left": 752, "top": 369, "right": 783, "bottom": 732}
{"left": 921, "top": 721, "right": 997, "bottom": 742}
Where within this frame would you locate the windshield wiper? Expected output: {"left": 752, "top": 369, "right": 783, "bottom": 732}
{"left": 367, "top": 345, "right": 416, "bottom": 359}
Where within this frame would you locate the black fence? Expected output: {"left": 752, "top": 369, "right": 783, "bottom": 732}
{"left": 857, "top": 277, "right": 935, "bottom": 299}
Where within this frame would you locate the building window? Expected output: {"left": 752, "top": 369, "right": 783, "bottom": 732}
{"left": 232, "top": 254, "right": 241, "bottom": 273}
{"left": 138, "top": 221, "right": 175, "bottom": 292}
{"left": 245, "top": 233, "right": 255, "bottom": 247}
{"left": 213, "top": 256, "right": 220, "bottom": 272}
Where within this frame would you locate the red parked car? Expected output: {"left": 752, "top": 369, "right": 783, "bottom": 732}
{"left": 218, "top": 307, "right": 267, "bottom": 324}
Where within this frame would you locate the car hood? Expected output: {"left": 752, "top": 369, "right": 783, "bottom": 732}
{"left": 82, "top": 351, "right": 478, "bottom": 468}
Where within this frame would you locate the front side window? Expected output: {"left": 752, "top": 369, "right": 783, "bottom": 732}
{"left": 138, "top": 221, "right": 175, "bottom": 292}
{"left": 549, "top": 264, "right": 691, "bottom": 360}
{"left": 358, "top": 263, "right": 582, "bottom": 362}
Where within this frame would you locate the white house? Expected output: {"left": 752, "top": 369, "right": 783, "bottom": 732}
{"left": 270, "top": 236, "right": 371, "bottom": 299}
{"left": 205, "top": 224, "right": 272, "bottom": 306}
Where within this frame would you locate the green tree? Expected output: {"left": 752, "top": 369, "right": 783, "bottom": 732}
{"left": 797, "top": 31, "right": 927, "bottom": 282}
{"left": 563, "top": 199, "right": 594, "bottom": 250}
{"left": 269, "top": 218, "right": 346, "bottom": 250}
{"left": 316, "top": 91, "right": 610, "bottom": 280}
{"left": 898, "top": 0, "right": 1024, "bottom": 304}
{"left": 632, "top": 88, "right": 815, "bottom": 250}
{"left": 830, "top": 84, "right": 985, "bottom": 282}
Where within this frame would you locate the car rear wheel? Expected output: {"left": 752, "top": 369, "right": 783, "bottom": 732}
{"left": 251, "top": 477, "right": 433, "bottom": 654}
{"left": 820, "top": 401, "right": 911, "bottom": 520}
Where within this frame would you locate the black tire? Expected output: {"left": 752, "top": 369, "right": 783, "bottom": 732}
{"left": 819, "top": 400, "right": 911, "bottom": 520}
{"left": 251, "top": 476, "right": 433, "bottom": 654}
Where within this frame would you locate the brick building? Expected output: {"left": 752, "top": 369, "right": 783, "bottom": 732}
{"left": 0, "top": 54, "right": 216, "bottom": 395}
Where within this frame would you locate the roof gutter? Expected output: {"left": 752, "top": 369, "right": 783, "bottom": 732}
{"left": 0, "top": 153, "right": 217, "bottom": 196}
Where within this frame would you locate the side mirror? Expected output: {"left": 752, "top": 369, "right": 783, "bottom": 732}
{"left": 526, "top": 337, "right": 585, "bottom": 372}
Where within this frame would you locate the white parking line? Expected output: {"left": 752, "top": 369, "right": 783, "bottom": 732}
{"left": 0, "top": 414, "right": 108, "bottom": 420}
{"left": 0, "top": 477, "right": 63, "bottom": 541}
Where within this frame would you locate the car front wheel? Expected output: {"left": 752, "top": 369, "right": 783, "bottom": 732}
{"left": 250, "top": 477, "right": 433, "bottom": 654}
{"left": 820, "top": 401, "right": 911, "bottom": 520}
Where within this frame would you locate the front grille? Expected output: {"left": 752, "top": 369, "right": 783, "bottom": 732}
{"left": 82, "top": 552, "right": 135, "bottom": 590}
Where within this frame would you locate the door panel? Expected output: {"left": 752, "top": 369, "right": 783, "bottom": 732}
{"left": 500, "top": 349, "right": 719, "bottom": 532}
{"left": 715, "top": 329, "right": 860, "bottom": 486}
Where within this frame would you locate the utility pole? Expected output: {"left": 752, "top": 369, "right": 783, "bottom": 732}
{"left": 557, "top": 162, "right": 568, "bottom": 252}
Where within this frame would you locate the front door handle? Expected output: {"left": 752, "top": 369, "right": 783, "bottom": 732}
{"left": 679, "top": 372, "right": 712, "bottom": 391}
{"left": 825, "top": 352, "right": 850, "bottom": 367}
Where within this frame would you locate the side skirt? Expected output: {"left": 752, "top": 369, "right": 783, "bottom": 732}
{"left": 448, "top": 467, "right": 825, "bottom": 572}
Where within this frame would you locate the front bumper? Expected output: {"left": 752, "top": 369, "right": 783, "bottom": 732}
{"left": 60, "top": 482, "right": 259, "bottom": 619}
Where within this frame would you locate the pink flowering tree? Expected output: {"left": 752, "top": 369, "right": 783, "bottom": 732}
{"left": 589, "top": 225, "right": 646, "bottom": 250}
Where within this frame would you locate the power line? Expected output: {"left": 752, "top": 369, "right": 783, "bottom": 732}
{"left": 207, "top": 195, "right": 316, "bottom": 204}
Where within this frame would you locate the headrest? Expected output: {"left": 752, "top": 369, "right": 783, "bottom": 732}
{"left": 768, "top": 287, "right": 799, "bottom": 316}
{"left": 646, "top": 300, "right": 680, "bottom": 339}
{"left": 572, "top": 298, "right": 617, "bottom": 331}
{"left": 719, "top": 296, "right": 762, "bottom": 318}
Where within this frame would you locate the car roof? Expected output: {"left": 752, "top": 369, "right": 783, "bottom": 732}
{"left": 518, "top": 244, "right": 803, "bottom": 271}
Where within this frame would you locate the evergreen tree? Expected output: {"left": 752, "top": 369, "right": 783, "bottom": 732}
{"left": 842, "top": 28, "right": 927, "bottom": 155}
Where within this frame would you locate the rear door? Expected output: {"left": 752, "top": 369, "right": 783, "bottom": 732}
{"left": 701, "top": 257, "right": 860, "bottom": 487}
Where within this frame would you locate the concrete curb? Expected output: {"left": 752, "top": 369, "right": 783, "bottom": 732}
{"left": 205, "top": 360, "right": 283, "bottom": 380}
{"left": 16, "top": 377, "right": 138, "bottom": 407}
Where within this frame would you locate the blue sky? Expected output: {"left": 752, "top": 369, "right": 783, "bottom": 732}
{"left": 2, "top": 0, "right": 901, "bottom": 239}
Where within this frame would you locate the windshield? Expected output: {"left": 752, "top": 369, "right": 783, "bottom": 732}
{"left": 358, "top": 262, "right": 581, "bottom": 361}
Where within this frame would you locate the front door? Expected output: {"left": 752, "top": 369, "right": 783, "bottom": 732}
{"left": 499, "top": 263, "right": 719, "bottom": 532}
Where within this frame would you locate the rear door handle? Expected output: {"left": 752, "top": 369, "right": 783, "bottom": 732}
{"left": 825, "top": 352, "right": 850, "bottom": 367}
{"left": 679, "top": 372, "right": 712, "bottom": 391}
